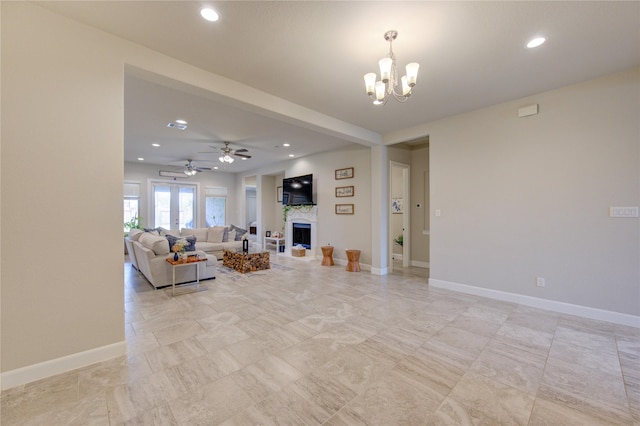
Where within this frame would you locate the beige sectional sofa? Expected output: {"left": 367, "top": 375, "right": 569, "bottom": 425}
{"left": 125, "top": 225, "right": 248, "bottom": 289}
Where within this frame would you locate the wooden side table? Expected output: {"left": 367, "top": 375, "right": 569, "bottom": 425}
{"left": 345, "top": 249, "right": 361, "bottom": 272}
{"left": 321, "top": 246, "right": 334, "bottom": 266}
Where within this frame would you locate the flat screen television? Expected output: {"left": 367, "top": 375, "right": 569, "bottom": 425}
{"left": 282, "top": 174, "right": 314, "bottom": 205}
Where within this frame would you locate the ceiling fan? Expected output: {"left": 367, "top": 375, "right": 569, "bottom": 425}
{"left": 182, "top": 159, "right": 211, "bottom": 176}
{"left": 203, "top": 141, "right": 252, "bottom": 164}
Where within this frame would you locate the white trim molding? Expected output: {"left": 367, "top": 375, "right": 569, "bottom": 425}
{"left": 1, "top": 341, "right": 126, "bottom": 390}
{"left": 429, "top": 279, "right": 640, "bottom": 328}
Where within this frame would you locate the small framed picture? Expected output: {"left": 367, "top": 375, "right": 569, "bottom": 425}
{"left": 335, "top": 186, "right": 354, "bottom": 197}
{"left": 335, "top": 167, "right": 354, "bottom": 180}
{"left": 265, "top": 231, "right": 271, "bottom": 237}
{"left": 277, "top": 186, "right": 283, "bottom": 202}
{"left": 391, "top": 198, "right": 403, "bottom": 214}
{"left": 335, "top": 204, "right": 354, "bottom": 215}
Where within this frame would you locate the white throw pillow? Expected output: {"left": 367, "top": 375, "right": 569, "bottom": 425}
{"left": 227, "top": 229, "right": 236, "bottom": 242}
{"left": 207, "top": 226, "right": 225, "bottom": 243}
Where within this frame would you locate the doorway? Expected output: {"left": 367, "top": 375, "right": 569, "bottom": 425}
{"left": 390, "top": 162, "right": 410, "bottom": 269}
{"left": 150, "top": 182, "right": 197, "bottom": 230}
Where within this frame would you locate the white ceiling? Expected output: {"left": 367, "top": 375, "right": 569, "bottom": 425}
{"left": 38, "top": 1, "right": 640, "bottom": 174}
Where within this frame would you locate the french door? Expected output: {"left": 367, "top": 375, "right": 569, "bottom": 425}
{"left": 151, "top": 182, "right": 196, "bottom": 230}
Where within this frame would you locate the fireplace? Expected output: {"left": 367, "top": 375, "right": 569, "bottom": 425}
{"left": 285, "top": 206, "right": 318, "bottom": 255}
{"left": 292, "top": 223, "right": 311, "bottom": 249}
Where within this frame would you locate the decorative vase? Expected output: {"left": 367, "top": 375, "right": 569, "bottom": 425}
{"left": 173, "top": 252, "right": 179, "bottom": 261}
{"left": 181, "top": 252, "right": 187, "bottom": 260}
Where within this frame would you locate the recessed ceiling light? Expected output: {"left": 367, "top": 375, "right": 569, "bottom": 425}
{"left": 526, "top": 37, "right": 546, "bottom": 48}
{"left": 152, "top": 143, "right": 160, "bottom": 147}
{"left": 288, "top": 154, "right": 295, "bottom": 158}
{"left": 283, "top": 143, "right": 290, "bottom": 147}
{"left": 200, "top": 8, "right": 219, "bottom": 22}
{"left": 175, "top": 119, "right": 187, "bottom": 125}
{"left": 137, "top": 157, "right": 144, "bottom": 161}
{"left": 241, "top": 157, "right": 247, "bottom": 160}
{"left": 213, "top": 166, "right": 219, "bottom": 170}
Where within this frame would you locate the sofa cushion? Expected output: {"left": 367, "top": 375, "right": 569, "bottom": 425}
{"left": 128, "top": 228, "right": 144, "bottom": 241}
{"left": 159, "top": 227, "right": 180, "bottom": 237}
{"left": 182, "top": 227, "right": 208, "bottom": 242}
{"left": 139, "top": 233, "right": 170, "bottom": 255}
{"left": 207, "top": 226, "right": 227, "bottom": 243}
{"left": 143, "top": 227, "right": 162, "bottom": 236}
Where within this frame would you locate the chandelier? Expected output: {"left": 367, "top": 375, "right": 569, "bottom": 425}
{"left": 364, "top": 30, "right": 419, "bottom": 105}
{"left": 218, "top": 154, "right": 234, "bottom": 164}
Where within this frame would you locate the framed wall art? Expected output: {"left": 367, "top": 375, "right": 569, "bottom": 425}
{"left": 392, "top": 198, "right": 403, "bottom": 214}
{"left": 335, "top": 204, "right": 354, "bottom": 215}
{"left": 335, "top": 167, "right": 354, "bottom": 180}
{"left": 335, "top": 186, "right": 354, "bottom": 197}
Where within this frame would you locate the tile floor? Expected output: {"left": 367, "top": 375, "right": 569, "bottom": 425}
{"left": 2, "top": 255, "right": 639, "bottom": 425}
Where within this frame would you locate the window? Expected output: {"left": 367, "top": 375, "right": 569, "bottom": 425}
{"left": 205, "top": 186, "right": 228, "bottom": 227}
{"left": 124, "top": 182, "right": 140, "bottom": 232}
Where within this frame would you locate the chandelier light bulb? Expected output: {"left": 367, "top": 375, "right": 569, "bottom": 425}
{"left": 364, "top": 73, "right": 377, "bottom": 95}
{"left": 379, "top": 58, "right": 392, "bottom": 83}
{"left": 405, "top": 63, "right": 419, "bottom": 86}
{"left": 401, "top": 76, "right": 411, "bottom": 96}
{"left": 375, "top": 81, "right": 386, "bottom": 101}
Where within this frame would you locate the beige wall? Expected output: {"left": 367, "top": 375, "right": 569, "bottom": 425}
{"left": 428, "top": 68, "right": 640, "bottom": 316}
{"left": 1, "top": 3, "right": 126, "bottom": 371}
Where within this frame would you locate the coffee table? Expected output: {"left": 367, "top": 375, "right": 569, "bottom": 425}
{"left": 223, "top": 248, "right": 270, "bottom": 273}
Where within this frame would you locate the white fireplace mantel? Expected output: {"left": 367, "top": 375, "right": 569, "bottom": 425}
{"left": 285, "top": 205, "right": 317, "bottom": 256}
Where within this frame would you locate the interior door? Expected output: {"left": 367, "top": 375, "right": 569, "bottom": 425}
{"left": 152, "top": 183, "right": 196, "bottom": 230}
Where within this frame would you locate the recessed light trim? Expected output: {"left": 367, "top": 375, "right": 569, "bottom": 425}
{"left": 527, "top": 37, "right": 546, "bottom": 48}
{"left": 137, "top": 157, "right": 144, "bottom": 161}
{"left": 283, "top": 143, "right": 291, "bottom": 147}
{"left": 288, "top": 154, "right": 295, "bottom": 158}
{"left": 152, "top": 143, "right": 160, "bottom": 147}
{"left": 175, "top": 119, "right": 187, "bottom": 125}
{"left": 200, "top": 8, "right": 219, "bottom": 22}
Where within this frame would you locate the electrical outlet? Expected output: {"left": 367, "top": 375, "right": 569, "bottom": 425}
{"left": 536, "top": 277, "right": 546, "bottom": 287}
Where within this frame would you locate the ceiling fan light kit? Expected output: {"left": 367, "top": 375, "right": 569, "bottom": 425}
{"left": 364, "top": 30, "right": 419, "bottom": 106}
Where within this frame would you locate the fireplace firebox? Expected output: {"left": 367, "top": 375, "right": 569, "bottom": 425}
{"left": 292, "top": 223, "right": 311, "bottom": 249}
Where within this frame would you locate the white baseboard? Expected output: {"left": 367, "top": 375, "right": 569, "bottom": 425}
{"left": 411, "top": 260, "right": 430, "bottom": 268}
{"left": 429, "top": 279, "right": 640, "bottom": 328}
{"left": 1, "top": 341, "right": 126, "bottom": 390}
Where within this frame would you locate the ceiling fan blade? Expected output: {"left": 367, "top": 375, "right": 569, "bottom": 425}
{"left": 234, "top": 153, "right": 252, "bottom": 159}
{"left": 234, "top": 148, "right": 248, "bottom": 153}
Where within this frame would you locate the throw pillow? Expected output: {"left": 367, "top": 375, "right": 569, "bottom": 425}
{"left": 232, "top": 225, "right": 248, "bottom": 241}
{"left": 227, "top": 229, "right": 236, "bottom": 242}
{"left": 207, "top": 226, "right": 226, "bottom": 243}
{"left": 166, "top": 234, "right": 197, "bottom": 252}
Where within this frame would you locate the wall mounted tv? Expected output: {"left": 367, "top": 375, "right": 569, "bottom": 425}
{"left": 282, "top": 174, "right": 314, "bottom": 206}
